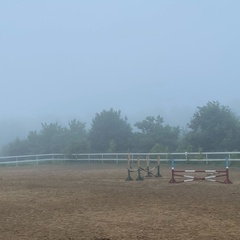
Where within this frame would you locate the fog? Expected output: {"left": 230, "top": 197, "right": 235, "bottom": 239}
{"left": 1, "top": 1, "right": 240, "bottom": 147}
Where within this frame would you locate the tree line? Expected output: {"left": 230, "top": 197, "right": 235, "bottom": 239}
{"left": 2, "top": 101, "right": 240, "bottom": 156}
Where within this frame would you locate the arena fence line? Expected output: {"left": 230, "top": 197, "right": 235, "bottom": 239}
{"left": 0, "top": 152, "right": 240, "bottom": 166}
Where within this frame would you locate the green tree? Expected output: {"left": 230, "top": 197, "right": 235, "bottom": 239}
{"left": 150, "top": 143, "right": 169, "bottom": 153}
{"left": 26, "top": 130, "right": 41, "bottom": 154}
{"left": 2, "top": 120, "right": 90, "bottom": 156}
{"left": 133, "top": 115, "right": 180, "bottom": 152}
{"left": 38, "top": 122, "right": 68, "bottom": 153}
{"left": 65, "top": 119, "right": 90, "bottom": 153}
{"left": 89, "top": 109, "right": 132, "bottom": 152}
{"left": 186, "top": 101, "right": 240, "bottom": 151}
{"left": 2, "top": 137, "right": 28, "bottom": 156}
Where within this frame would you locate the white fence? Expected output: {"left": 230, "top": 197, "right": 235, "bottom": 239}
{"left": 1, "top": 152, "right": 240, "bottom": 166}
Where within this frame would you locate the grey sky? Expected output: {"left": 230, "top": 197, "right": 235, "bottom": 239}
{"left": 1, "top": 1, "right": 240, "bottom": 147}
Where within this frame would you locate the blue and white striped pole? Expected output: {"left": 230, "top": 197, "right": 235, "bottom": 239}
{"left": 226, "top": 158, "right": 229, "bottom": 169}
{"left": 171, "top": 159, "right": 174, "bottom": 170}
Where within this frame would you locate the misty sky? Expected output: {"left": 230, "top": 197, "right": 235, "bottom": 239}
{"left": 1, "top": 1, "right": 240, "bottom": 147}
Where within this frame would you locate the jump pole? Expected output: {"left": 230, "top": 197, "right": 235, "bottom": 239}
{"left": 145, "top": 156, "right": 152, "bottom": 177}
{"left": 126, "top": 155, "right": 162, "bottom": 181}
{"left": 136, "top": 157, "right": 144, "bottom": 181}
{"left": 169, "top": 159, "right": 177, "bottom": 183}
{"left": 155, "top": 155, "right": 162, "bottom": 177}
{"left": 125, "top": 153, "right": 133, "bottom": 181}
{"left": 224, "top": 158, "right": 232, "bottom": 184}
{"left": 142, "top": 155, "right": 163, "bottom": 177}
{"left": 169, "top": 158, "right": 232, "bottom": 184}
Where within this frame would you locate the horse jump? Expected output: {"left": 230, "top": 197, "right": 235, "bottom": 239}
{"left": 126, "top": 155, "right": 162, "bottom": 181}
{"left": 169, "top": 158, "right": 232, "bottom": 184}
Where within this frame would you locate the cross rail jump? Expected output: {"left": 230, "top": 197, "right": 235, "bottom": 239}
{"left": 126, "top": 155, "right": 162, "bottom": 181}
{"left": 169, "top": 158, "right": 232, "bottom": 184}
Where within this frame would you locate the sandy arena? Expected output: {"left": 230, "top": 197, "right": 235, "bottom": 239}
{"left": 0, "top": 162, "right": 240, "bottom": 240}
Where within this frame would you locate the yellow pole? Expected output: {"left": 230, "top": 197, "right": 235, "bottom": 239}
{"left": 126, "top": 153, "right": 133, "bottom": 181}
{"left": 156, "top": 155, "right": 162, "bottom": 177}
{"left": 136, "top": 157, "right": 144, "bottom": 181}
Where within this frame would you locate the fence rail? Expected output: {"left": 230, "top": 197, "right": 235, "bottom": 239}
{"left": 1, "top": 152, "right": 240, "bottom": 166}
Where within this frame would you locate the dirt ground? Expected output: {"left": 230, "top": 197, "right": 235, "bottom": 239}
{"left": 0, "top": 162, "right": 240, "bottom": 240}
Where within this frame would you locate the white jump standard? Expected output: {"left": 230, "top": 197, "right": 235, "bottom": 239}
{"left": 169, "top": 158, "right": 232, "bottom": 184}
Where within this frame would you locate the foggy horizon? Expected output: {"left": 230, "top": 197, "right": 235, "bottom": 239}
{"left": 1, "top": 1, "right": 240, "bottom": 148}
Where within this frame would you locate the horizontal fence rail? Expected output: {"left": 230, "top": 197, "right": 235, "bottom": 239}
{"left": 1, "top": 152, "right": 240, "bottom": 166}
